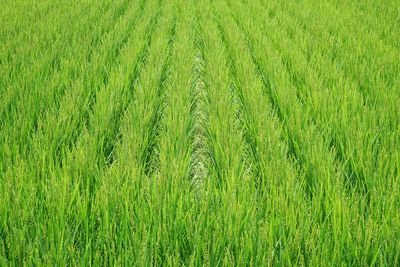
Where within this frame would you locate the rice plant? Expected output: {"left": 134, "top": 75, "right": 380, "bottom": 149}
{"left": 0, "top": 0, "right": 399, "bottom": 265}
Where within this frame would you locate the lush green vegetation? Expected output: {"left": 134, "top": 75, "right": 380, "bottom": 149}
{"left": 1, "top": 0, "right": 399, "bottom": 265}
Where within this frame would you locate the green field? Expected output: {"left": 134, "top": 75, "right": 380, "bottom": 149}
{"left": 1, "top": 0, "right": 399, "bottom": 265}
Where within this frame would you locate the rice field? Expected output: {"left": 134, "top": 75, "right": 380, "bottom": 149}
{"left": 0, "top": 0, "right": 399, "bottom": 265}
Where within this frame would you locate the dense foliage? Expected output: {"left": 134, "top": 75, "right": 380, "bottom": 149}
{"left": 1, "top": 0, "right": 399, "bottom": 265}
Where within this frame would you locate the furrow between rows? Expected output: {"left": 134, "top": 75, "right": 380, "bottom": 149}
{"left": 188, "top": 14, "right": 211, "bottom": 187}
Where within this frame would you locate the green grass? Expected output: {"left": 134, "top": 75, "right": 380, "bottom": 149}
{"left": 1, "top": 0, "right": 399, "bottom": 265}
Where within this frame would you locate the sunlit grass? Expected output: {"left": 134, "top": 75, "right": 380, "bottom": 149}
{"left": 0, "top": 0, "right": 399, "bottom": 265}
